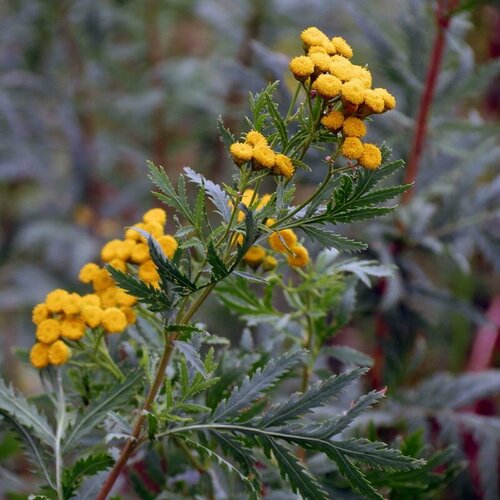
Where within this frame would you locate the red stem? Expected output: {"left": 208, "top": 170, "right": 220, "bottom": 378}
{"left": 402, "top": 0, "right": 458, "bottom": 203}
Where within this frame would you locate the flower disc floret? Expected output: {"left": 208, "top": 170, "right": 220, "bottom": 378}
{"left": 252, "top": 145, "right": 276, "bottom": 170}
{"left": 81, "top": 305, "right": 104, "bottom": 328}
{"left": 243, "top": 246, "right": 266, "bottom": 268}
{"left": 359, "top": 143, "right": 382, "bottom": 169}
{"left": 331, "top": 37, "right": 353, "bottom": 58}
{"left": 229, "top": 142, "right": 253, "bottom": 166}
{"left": 321, "top": 110, "right": 344, "bottom": 132}
{"left": 363, "top": 89, "right": 385, "bottom": 113}
{"left": 287, "top": 245, "right": 309, "bottom": 268}
{"left": 341, "top": 79, "right": 366, "bottom": 105}
{"left": 308, "top": 52, "right": 331, "bottom": 73}
{"left": 131, "top": 243, "right": 150, "bottom": 264}
{"left": 81, "top": 294, "right": 101, "bottom": 308}
{"left": 32, "top": 303, "right": 49, "bottom": 325}
{"left": 273, "top": 154, "right": 295, "bottom": 179}
{"left": 36, "top": 319, "right": 61, "bottom": 344}
{"left": 143, "top": 208, "right": 167, "bottom": 225}
{"left": 269, "top": 229, "right": 298, "bottom": 253}
{"left": 79, "top": 263, "right": 100, "bottom": 283}
{"left": 341, "top": 137, "right": 364, "bottom": 160}
{"left": 48, "top": 340, "right": 70, "bottom": 365}
{"left": 139, "top": 260, "right": 160, "bottom": 283}
{"left": 312, "top": 74, "right": 342, "bottom": 100}
{"left": 289, "top": 56, "right": 314, "bottom": 81}
{"left": 262, "top": 255, "right": 278, "bottom": 271}
{"left": 30, "top": 343, "right": 50, "bottom": 369}
{"left": 301, "top": 27, "right": 329, "bottom": 48}
{"left": 102, "top": 307, "right": 128, "bottom": 333}
{"left": 245, "top": 130, "right": 267, "bottom": 146}
{"left": 158, "top": 235, "right": 178, "bottom": 259}
{"left": 62, "top": 292, "right": 82, "bottom": 315}
{"left": 92, "top": 268, "right": 115, "bottom": 292}
{"left": 61, "top": 318, "right": 86, "bottom": 341}
{"left": 373, "top": 88, "right": 396, "bottom": 110}
{"left": 342, "top": 117, "right": 367, "bottom": 138}
{"left": 100, "top": 239, "right": 122, "bottom": 262}
{"left": 46, "top": 289, "right": 69, "bottom": 313}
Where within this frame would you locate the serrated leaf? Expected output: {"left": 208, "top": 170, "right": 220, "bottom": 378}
{"left": 232, "top": 270, "right": 269, "bottom": 284}
{"left": 328, "top": 206, "right": 395, "bottom": 223}
{"left": 301, "top": 225, "right": 367, "bottom": 252}
{"left": 260, "top": 367, "right": 368, "bottom": 428}
{"left": 207, "top": 241, "right": 229, "bottom": 281}
{"left": 63, "top": 372, "right": 142, "bottom": 452}
{"left": 173, "top": 340, "right": 207, "bottom": 378}
{"left": 0, "top": 377, "right": 55, "bottom": 448}
{"left": 184, "top": 166, "right": 232, "bottom": 222}
{"left": 217, "top": 115, "right": 236, "bottom": 148}
{"left": 212, "top": 431, "right": 257, "bottom": 476}
{"left": 210, "top": 350, "right": 305, "bottom": 422}
{"left": 325, "top": 345, "right": 374, "bottom": 367}
{"left": 264, "top": 93, "right": 287, "bottom": 147}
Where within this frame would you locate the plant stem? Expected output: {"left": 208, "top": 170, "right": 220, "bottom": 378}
{"left": 402, "top": 0, "right": 458, "bottom": 203}
{"left": 285, "top": 82, "right": 302, "bottom": 122}
{"left": 55, "top": 370, "right": 66, "bottom": 500}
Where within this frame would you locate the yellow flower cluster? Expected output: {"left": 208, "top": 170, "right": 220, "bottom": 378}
{"left": 29, "top": 208, "right": 177, "bottom": 369}
{"left": 289, "top": 27, "right": 397, "bottom": 170}
{"left": 229, "top": 131, "right": 295, "bottom": 179}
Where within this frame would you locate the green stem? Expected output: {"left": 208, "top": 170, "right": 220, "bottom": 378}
{"left": 285, "top": 82, "right": 302, "bottom": 122}
{"left": 173, "top": 437, "right": 207, "bottom": 473}
{"left": 54, "top": 370, "right": 66, "bottom": 500}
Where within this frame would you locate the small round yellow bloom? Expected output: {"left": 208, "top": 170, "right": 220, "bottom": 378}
{"left": 81, "top": 294, "right": 101, "bottom": 308}
{"left": 229, "top": 142, "right": 253, "bottom": 166}
{"left": 60, "top": 318, "right": 86, "bottom": 341}
{"left": 32, "top": 303, "right": 49, "bottom": 325}
{"left": 262, "top": 255, "right": 278, "bottom": 271}
{"left": 108, "top": 258, "right": 127, "bottom": 273}
{"left": 245, "top": 130, "right": 267, "bottom": 146}
{"left": 273, "top": 154, "right": 294, "bottom": 179}
{"left": 308, "top": 52, "right": 331, "bottom": 73}
{"left": 312, "top": 74, "right": 342, "bottom": 100}
{"left": 30, "top": 343, "right": 50, "bottom": 369}
{"left": 373, "top": 88, "right": 396, "bottom": 111}
{"left": 158, "top": 235, "right": 178, "bottom": 259}
{"left": 79, "top": 263, "right": 100, "bottom": 284}
{"left": 265, "top": 218, "right": 277, "bottom": 228}
{"left": 141, "top": 221, "right": 164, "bottom": 241}
{"left": 289, "top": 56, "right": 314, "bottom": 81}
{"left": 341, "top": 79, "right": 366, "bottom": 105}
{"left": 99, "top": 286, "right": 119, "bottom": 308}
{"left": 322, "top": 40, "right": 337, "bottom": 55}
{"left": 125, "top": 223, "right": 144, "bottom": 241}
{"left": 81, "top": 305, "right": 104, "bottom": 328}
{"left": 269, "top": 229, "right": 298, "bottom": 253}
{"left": 45, "top": 289, "right": 69, "bottom": 313}
{"left": 341, "top": 137, "right": 364, "bottom": 160}
{"left": 115, "top": 288, "right": 137, "bottom": 307}
{"left": 244, "top": 246, "right": 266, "bottom": 268}
{"left": 62, "top": 293, "right": 82, "bottom": 316}
{"left": 351, "top": 65, "right": 372, "bottom": 88}
{"left": 321, "top": 110, "right": 344, "bottom": 132}
{"left": 143, "top": 208, "right": 167, "bottom": 226}
{"left": 257, "top": 194, "right": 272, "bottom": 210}
{"left": 101, "top": 239, "right": 122, "bottom": 262}
{"left": 252, "top": 145, "right": 276, "bottom": 170}
{"left": 307, "top": 46, "right": 327, "bottom": 55}
{"left": 130, "top": 243, "right": 150, "bottom": 264}
{"left": 115, "top": 239, "right": 136, "bottom": 261}
{"left": 139, "top": 260, "right": 160, "bottom": 283}
{"left": 359, "top": 143, "right": 382, "bottom": 169}
{"left": 48, "top": 340, "right": 70, "bottom": 365}
{"left": 121, "top": 307, "right": 137, "bottom": 325}
{"left": 36, "top": 319, "right": 61, "bottom": 344}
{"left": 363, "top": 89, "right": 385, "bottom": 113}
{"left": 92, "top": 268, "right": 115, "bottom": 292}
{"left": 287, "top": 244, "right": 309, "bottom": 268}
{"left": 301, "top": 27, "right": 329, "bottom": 48}
{"left": 342, "top": 117, "right": 367, "bottom": 138}
{"left": 101, "top": 307, "right": 127, "bottom": 333}
{"left": 331, "top": 37, "right": 353, "bottom": 59}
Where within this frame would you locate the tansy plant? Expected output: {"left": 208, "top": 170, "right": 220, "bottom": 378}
{"left": 1, "top": 27, "right": 437, "bottom": 500}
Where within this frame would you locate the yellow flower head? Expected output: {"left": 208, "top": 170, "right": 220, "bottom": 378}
{"left": 131, "top": 243, "right": 150, "bottom": 264}
{"left": 321, "top": 110, "right": 344, "bottom": 132}
{"left": 125, "top": 223, "right": 143, "bottom": 241}
{"left": 273, "top": 154, "right": 295, "bottom": 179}
{"left": 241, "top": 188, "right": 256, "bottom": 207}
{"left": 229, "top": 142, "right": 253, "bottom": 166}
{"left": 359, "top": 143, "right": 382, "bottom": 169}
{"left": 143, "top": 208, "right": 167, "bottom": 226}
{"left": 269, "top": 229, "right": 298, "bottom": 253}
{"left": 262, "top": 255, "right": 278, "bottom": 271}
{"left": 116, "top": 288, "right": 137, "bottom": 307}
{"left": 92, "top": 268, "right": 115, "bottom": 292}
{"left": 351, "top": 65, "right": 372, "bottom": 88}
{"left": 32, "top": 303, "right": 49, "bottom": 325}
{"left": 265, "top": 218, "right": 277, "bottom": 228}
{"left": 99, "top": 286, "right": 119, "bottom": 309}
{"left": 45, "top": 289, "right": 69, "bottom": 313}
{"left": 81, "top": 305, "right": 104, "bottom": 328}
{"left": 312, "top": 74, "right": 342, "bottom": 100}
{"left": 363, "top": 89, "right": 385, "bottom": 113}
{"left": 158, "top": 235, "right": 178, "bottom": 260}
{"left": 100, "top": 239, "right": 122, "bottom": 263}
{"left": 243, "top": 246, "right": 266, "bottom": 268}
{"left": 373, "top": 88, "right": 397, "bottom": 111}
{"left": 245, "top": 130, "right": 267, "bottom": 147}
{"left": 108, "top": 258, "right": 127, "bottom": 273}
{"left": 252, "top": 144, "right": 276, "bottom": 170}
{"left": 342, "top": 117, "right": 367, "bottom": 138}
{"left": 308, "top": 52, "right": 331, "bottom": 73}
{"left": 30, "top": 342, "right": 50, "bottom": 369}
{"left": 48, "top": 340, "right": 70, "bottom": 366}
{"left": 61, "top": 318, "right": 86, "bottom": 341}
{"left": 81, "top": 293, "right": 101, "bottom": 308}
{"left": 322, "top": 40, "right": 337, "bottom": 55}
{"left": 61, "top": 292, "right": 82, "bottom": 316}
{"left": 301, "top": 27, "right": 329, "bottom": 48}
{"left": 289, "top": 56, "right": 315, "bottom": 81}
{"left": 257, "top": 194, "right": 272, "bottom": 211}
{"left": 287, "top": 244, "right": 309, "bottom": 268}
{"left": 139, "top": 260, "right": 160, "bottom": 283}
{"left": 121, "top": 306, "right": 137, "bottom": 325}
{"left": 330, "top": 58, "right": 356, "bottom": 82}
{"left": 341, "top": 79, "right": 366, "bottom": 105}
{"left": 141, "top": 221, "right": 164, "bottom": 241}
{"left": 341, "top": 137, "right": 364, "bottom": 160}
{"left": 307, "top": 46, "right": 327, "bottom": 55}
{"left": 36, "top": 319, "right": 61, "bottom": 344}
{"left": 79, "top": 263, "right": 100, "bottom": 284}
{"left": 331, "top": 37, "right": 353, "bottom": 59}
{"left": 102, "top": 307, "right": 128, "bottom": 333}
{"left": 115, "top": 239, "right": 136, "bottom": 261}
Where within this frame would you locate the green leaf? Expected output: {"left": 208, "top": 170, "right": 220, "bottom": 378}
{"left": 259, "top": 434, "right": 328, "bottom": 500}
{"left": 301, "top": 225, "right": 367, "bottom": 252}
{"left": 212, "top": 431, "right": 257, "bottom": 476}
{"left": 264, "top": 92, "right": 288, "bottom": 148}
{"left": 0, "top": 377, "right": 55, "bottom": 448}
{"left": 325, "top": 345, "right": 374, "bottom": 367}
{"left": 210, "top": 350, "right": 305, "bottom": 422}
{"left": 62, "top": 453, "right": 114, "bottom": 499}
{"left": 63, "top": 372, "right": 142, "bottom": 452}
{"left": 207, "top": 241, "right": 230, "bottom": 281}
{"left": 328, "top": 206, "right": 395, "bottom": 223}
{"left": 173, "top": 340, "right": 207, "bottom": 378}
{"left": 217, "top": 115, "right": 236, "bottom": 148}
{"left": 260, "top": 367, "right": 368, "bottom": 428}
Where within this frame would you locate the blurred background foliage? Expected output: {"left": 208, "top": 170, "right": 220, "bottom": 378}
{"left": 0, "top": 0, "right": 499, "bottom": 497}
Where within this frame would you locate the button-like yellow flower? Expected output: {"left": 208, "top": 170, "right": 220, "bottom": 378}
{"left": 30, "top": 343, "right": 50, "bottom": 369}
{"left": 81, "top": 294, "right": 101, "bottom": 308}
{"left": 252, "top": 145, "right": 276, "bottom": 170}
{"left": 269, "top": 229, "right": 298, "bottom": 253}
{"left": 81, "top": 305, "right": 104, "bottom": 328}
{"left": 131, "top": 243, "right": 150, "bottom": 264}
{"left": 158, "top": 235, "right": 178, "bottom": 260}
{"left": 301, "top": 27, "right": 329, "bottom": 48}
{"left": 45, "top": 289, "right": 69, "bottom": 313}
{"left": 321, "top": 110, "right": 345, "bottom": 132}
{"left": 79, "top": 263, "right": 100, "bottom": 284}
{"left": 92, "top": 268, "right": 115, "bottom": 292}
{"left": 312, "top": 74, "right": 342, "bottom": 100}
{"left": 308, "top": 52, "right": 331, "bottom": 73}
{"left": 341, "top": 137, "right": 364, "bottom": 160}
{"left": 273, "top": 154, "right": 295, "bottom": 179}
{"left": 48, "top": 340, "right": 70, "bottom": 365}
{"left": 108, "top": 258, "right": 127, "bottom": 273}
{"left": 342, "top": 117, "right": 367, "bottom": 138}
{"left": 61, "top": 318, "right": 86, "bottom": 341}
{"left": 287, "top": 244, "right": 309, "bottom": 268}
{"left": 36, "top": 319, "right": 61, "bottom": 344}
{"left": 229, "top": 142, "right": 253, "bottom": 166}
{"left": 373, "top": 88, "right": 397, "bottom": 111}
{"left": 243, "top": 246, "right": 266, "bottom": 268}
{"left": 62, "top": 292, "right": 82, "bottom": 316}
{"left": 115, "top": 239, "right": 136, "bottom": 261}
{"left": 245, "top": 130, "right": 267, "bottom": 147}
{"left": 139, "top": 260, "right": 160, "bottom": 283}
{"left": 331, "top": 37, "right": 353, "bottom": 59}
{"left": 359, "top": 143, "right": 382, "bottom": 169}
{"left": 341, "top": 79, "right": 366, "bottom": 105}
{"left": 32, "top": 303, "right": 49, "bottom": 325}
{"left": 102, "top": 307, "right": 128, "bottom": 333}
{"left": 101, "top": 239, "right": 122, "bottom": 263}
{"left": 143, "top": 208, "right": 167, "bottom": 226}
{"left": 363, "top": 89, "right": 385, "bottom": 114}
{"left": 289, "top": 56, "right": 315, "bottom": 81}
{"left": 262, "top": 255, "right": 278, "bottom": 271}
